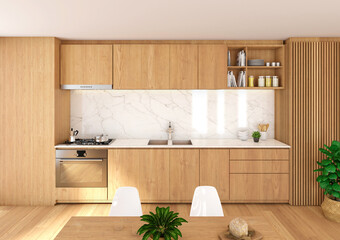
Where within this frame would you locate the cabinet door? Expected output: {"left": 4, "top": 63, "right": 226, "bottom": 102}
{"left": 230, "top": 174, "right": 289, "bottom": 201}
{"left": 170, "top": 45, "right": 198, "bottom": 89}
{"left": 198, "top": 45, "right": 227, "bottom": 89}
{"left": 169, "top": 149, "right": 199, "bottom": 201}
{"left": 200, "top": 149, "right": 229, "bottom": 201}
{"left": 108, "top": 149, "right": 169, "bottom": 201}
{"left": 113, "top": 44, "right": 170, "bottom": 89}
{"left": 61, "top": 44, "right": 112, "bottom": 86}
{"left": 139, "top": 149, "right": 170, "bottom": 201}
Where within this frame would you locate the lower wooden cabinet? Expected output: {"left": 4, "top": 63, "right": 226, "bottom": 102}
{"left": 101, "top": 148, "right": 290, "bottom": 203}
{"left": 200, "top": 149, "right": 229, "bottom": 201}
{"left": 169, "top": 149, "right": 200, "bottom": 201}
{"left": 108, "top": 149, "right": 170, "bottom": 201}
{"left": 230, "top": 174, "right": 289, "bottom": 201}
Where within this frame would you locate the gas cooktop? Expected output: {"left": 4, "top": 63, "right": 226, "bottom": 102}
{"left": 65, "top": 138, "right": 114, "bottom": 145}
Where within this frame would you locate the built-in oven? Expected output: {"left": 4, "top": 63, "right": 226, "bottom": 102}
{"left": 56, "top": 149, "right": 107, "bottom": 187}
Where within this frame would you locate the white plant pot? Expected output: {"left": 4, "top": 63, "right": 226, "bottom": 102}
{"left": 260, "top": 132, "right": 267, "bottom": 141}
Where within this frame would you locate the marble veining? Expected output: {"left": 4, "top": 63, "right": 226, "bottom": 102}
{"left": 70, "top": 90, "right": 275, "bottom": 139}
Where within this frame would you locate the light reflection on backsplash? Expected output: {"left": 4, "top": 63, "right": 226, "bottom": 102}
{"left": 70, "top": 90, "right": 275, "bottom": 139}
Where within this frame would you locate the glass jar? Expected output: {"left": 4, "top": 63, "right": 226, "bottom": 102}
{"left": 248, "top": 75, "right": 254, "bottom": 87}
{"left": 273, "top": 76, "right": 279, "bottom": 87}
{"left": 258, "top": 76, "right": 265, "bottom": 87}
{"left": 265, "top": 76, "right": 272, "bottom": 87}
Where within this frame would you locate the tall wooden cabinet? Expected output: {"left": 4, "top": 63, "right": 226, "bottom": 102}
{"left": 0, "top": 37, "right": 69, "bottom": 205}
{"left": 61, "top": 44, "right": 113, "bottom": 87}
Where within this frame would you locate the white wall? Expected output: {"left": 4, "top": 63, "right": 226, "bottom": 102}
{"left": 71, "top": 90, "right": 275, "bottom": 139}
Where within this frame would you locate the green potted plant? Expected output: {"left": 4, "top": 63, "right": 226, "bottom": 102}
{"left": 314, "top": 140, "right": 340, "bottom": 223}
{"left": 252, "top": 131, "right": 261, "bottom": 142}
{"left": 137, "top": 206, "right": 188, "bottom": 240}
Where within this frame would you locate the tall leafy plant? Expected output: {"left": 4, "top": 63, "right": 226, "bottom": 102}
{"left": 137, "top": 206, "right": 188, "bottom": 240}
{"left": 314, "top": 140, "right": 340, "bottom": 199}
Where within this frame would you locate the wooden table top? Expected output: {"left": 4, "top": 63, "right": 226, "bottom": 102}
{"left": 55, "top": 216, "right": 282, "bottom": 240}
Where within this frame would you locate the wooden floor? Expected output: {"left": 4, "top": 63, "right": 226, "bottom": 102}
{"left": 0, "top": 203, "right": 339, "bottom": 239}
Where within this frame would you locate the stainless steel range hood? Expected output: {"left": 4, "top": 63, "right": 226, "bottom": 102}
{"left": 61, "top": 85, "right": 113, "bottom": 90}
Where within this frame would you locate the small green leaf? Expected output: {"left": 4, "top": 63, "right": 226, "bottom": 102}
{"left": 319, "top": 148, "right": 332, "bottom": 157}
{"left": 331, "top": 191, "right": 340, "bottom": 198}
{"left": 328, "top": 173, "right": 338, "bottom": 179}
{"left": 321, "top": 159, "right": 332, "bottom": 166}
{"left": 332, "top": 184, "right": 340, "bottom": 192}
{"left": 314, "top": 168, "right": 324, "bottom": 172}
{"left": 320, "top": 181, "right": 330, "bottom": 189}
{"left": 332, "top": 140, "right": 340, "bottom": 149}
{"left": 316, "top": 175, "right": 324, "bottom": 182}
{"left": 325, "top": 165, "right": 336, "bottom": 173}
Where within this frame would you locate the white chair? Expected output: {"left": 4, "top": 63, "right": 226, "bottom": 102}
{"left": 190, "top": 186, "right": 224, "bottom": 217}
{"left": 109, "top": 187, "right": 143, "bottom": 216}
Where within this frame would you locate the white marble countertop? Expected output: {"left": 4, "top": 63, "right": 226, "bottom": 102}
{"left": 55, "top": 138, "right": 290, "bottom": 149}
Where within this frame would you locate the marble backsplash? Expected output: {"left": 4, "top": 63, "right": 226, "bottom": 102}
{"left": 70, "top": 90, "right": 275, "bottom": 139}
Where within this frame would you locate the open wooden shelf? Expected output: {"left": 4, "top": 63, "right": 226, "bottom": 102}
{"left": 226, "top": 45, "right": 285, "bottom": 89}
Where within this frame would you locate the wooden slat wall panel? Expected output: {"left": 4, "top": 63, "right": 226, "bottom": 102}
{"left": 289, "top": 40, "right": 340, "bottom": 205}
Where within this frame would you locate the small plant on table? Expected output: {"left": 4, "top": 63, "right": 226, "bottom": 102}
{"left": 137, "top": 206, "right": 188, "bottom": 240}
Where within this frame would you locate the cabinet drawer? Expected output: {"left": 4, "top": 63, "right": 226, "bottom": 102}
{"left": 230, "top": 174, "right": 289, "bottom": 201}
{"left": 230, "top": 149, "right": 289, "bottom": 160}
{"left": 230, "top": 161, "right": 289, "bottom": 173}
{"left": 56, "top": 188, "right": 107, "bottom": 202}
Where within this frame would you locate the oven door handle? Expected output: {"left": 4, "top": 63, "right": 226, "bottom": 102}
{"left": 59, "top": 159, "right": 103, "bottom": 163}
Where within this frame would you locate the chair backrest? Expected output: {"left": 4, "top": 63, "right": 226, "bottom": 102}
{"left": 190, "top": 186, "right": 224, "bottom": 217}
{"left": 109, "top": 187, "right": 143, "bottom": 216}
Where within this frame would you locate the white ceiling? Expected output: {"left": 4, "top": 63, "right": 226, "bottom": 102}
{"left": 1, "top": 0, "right": 340, "bottom": 40}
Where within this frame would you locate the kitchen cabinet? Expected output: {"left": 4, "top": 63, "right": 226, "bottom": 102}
{"left": 108, "top": 149, "right": 170, "bottom": 201}
{"left": 230, "top": 174, "right": 289, "bottom": 201}
{"left": 198, "top": 45, "right": 228, "bottom": 89}
{"left": 105, "top": 147, "right": 289, "bottom": 203}
{"left": 113, "top": 44, "right": 170, "bottom": 89}
{"left": 170, "top": 45, "right": 198, "bottom": 89}
{"left": 61, "top": 44, "right": 113, "bottom": 87}
{"left": 229, "top": 148, "right": 289, "bottom": 202}
{"left": 0, "top": 37, "right": 69, "bottom": 206}
{"left": 200, "top": 149, "right": 230, "bottom": 201}
{"left": 169, "top": 149, "right": 199, "bottom": 201}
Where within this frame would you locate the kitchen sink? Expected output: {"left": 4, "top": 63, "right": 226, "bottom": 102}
{"left": 148, "top": 139, "right": 192, "bottom": 146}
{"left": 148, "top": 140, "right": 168, "bottom": 145}
{"left": 172, "top": 140, "right": 192, "bottom": 145}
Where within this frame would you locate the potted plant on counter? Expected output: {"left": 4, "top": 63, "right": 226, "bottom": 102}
{"left": 252, "top": 131, "right": 261, "bottom": 143}
{"left": 314, "top": 140, "right": 340, "bottom": 222}
{"left": 137, "top": 206, "right": 188, "bottom": 240}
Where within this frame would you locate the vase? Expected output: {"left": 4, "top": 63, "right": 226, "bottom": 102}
{"left": 253, "top": 137, "right": 259, "bottom": 142}
{"left": 321, "top": 195, "right": 340, "bottom": 223}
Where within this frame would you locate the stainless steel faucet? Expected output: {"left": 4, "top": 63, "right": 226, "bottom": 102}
{"left": 167, "top": 122, "right": 174, "bottom": 145}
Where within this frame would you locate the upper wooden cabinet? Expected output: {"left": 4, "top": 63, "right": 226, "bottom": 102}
{"left": 170, "top": 45, "right": 198, "bottom": 89}
{"left": 113, "top": 44, "right": 170, "bottom": 89}
{"left": 61, "top": 44, "right": 113, "bottom": 86}
{"left": 198, "top": 45, "right": 227, "bottom": 89}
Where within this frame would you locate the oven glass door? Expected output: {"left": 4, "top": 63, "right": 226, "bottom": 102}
{"left": 56, "top": 159, "right": 107, "bottom": 187}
